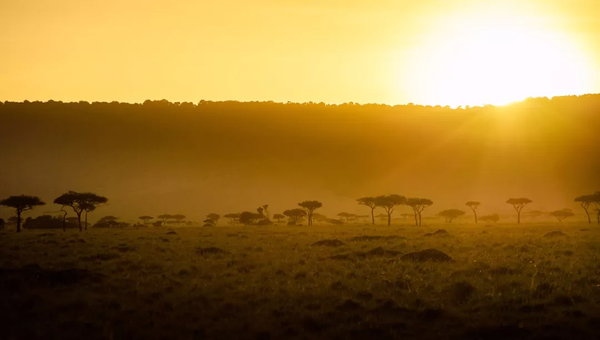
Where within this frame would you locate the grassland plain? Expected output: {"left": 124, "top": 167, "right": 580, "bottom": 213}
{"left": 1, "top": 222, "right": 600, "bottom": 340}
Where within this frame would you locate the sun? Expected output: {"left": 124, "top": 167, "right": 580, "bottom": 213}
{"left": 399, "top": 7, "right": 594, "bottom": 107}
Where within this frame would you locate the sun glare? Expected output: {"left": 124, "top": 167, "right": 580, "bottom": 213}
{"left": 400, "top": 7, "right": 594, "bottom": 107}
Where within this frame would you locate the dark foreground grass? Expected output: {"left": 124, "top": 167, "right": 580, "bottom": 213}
{"left": 1, "top": 223, "right": 600, "bottom": 340}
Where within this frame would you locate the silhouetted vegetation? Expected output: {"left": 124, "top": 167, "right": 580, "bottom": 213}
{"left": 465, "top": 201, "right": 480, "bottom": 223}
{"left": 506, "top": 198, "right": 533, "bottom": 224}
{"left": 356, "top": 197, "right": 378, "bottom": 225}
{"left": 0, "top": 195, "right": 46, "bottom": 232}
{"left": 479, "top": 213, "right": 500, "bottom": 223}
{"left": 549, "top": 209, "right": 575, "bottom": 222}
{"left": 283, "top": 209, "right": 306, "bottom": 225}
{"left": 298, "top": 201, "right": 322, "bottom": 226}
{"left": 53, "top": 191, "right": 107, "bottom": 231}
{"left": 406, "top": 198, "right": 433, "bottom": 226}
{"left": 438, "top": 209, "right": 466, "bottom": 223}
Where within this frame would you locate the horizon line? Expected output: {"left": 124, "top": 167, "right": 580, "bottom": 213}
{"left": 2, "top": 93, "right": 600, "bottom": 109}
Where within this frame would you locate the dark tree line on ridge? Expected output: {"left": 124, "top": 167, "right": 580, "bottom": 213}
{"left": 1, "top": 191, "right": 599, "bottom": 233}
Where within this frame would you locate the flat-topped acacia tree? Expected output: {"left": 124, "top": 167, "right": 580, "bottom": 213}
{"left": 298, "top": 201, "right": 322, "bottom": 226}
{"left": 139, "top": 216, "right": 153, "bottom": 225}
{"left": 465, "top": 201, "right": 481, "bottom": 224}
{"left": 406, "top": 198, "right": 433, "bottom": 226}
{"left": 439, "top": 209, "right": 466, "bottom": 223}
{"left": 0, "top": 195, "right": 45, "bottom": 232}
{"left": 506, "top": 198, "right": 532, "bottom": 224}
{"left": 356, "top": 197, "right": 378, "bottom": 225}
{"left": 54, "top": 191, "right": 107, "bottom": 232}
{"left": 206, "top": 213, "right": 220, "bottom": 225}
{"left": 272, "top": 214, "right": 285, "bottom": 223}
{"left": 549, "top": 209, "right": 575, "bottom": 222}
{"left": 157, "top": 214, "right": 173, "bottom": 226}
{"left": 374, "top": 195, "right": 406, "bottom": 226}
{"left": 283, "top": 208, "right": 307, "bottom": 225}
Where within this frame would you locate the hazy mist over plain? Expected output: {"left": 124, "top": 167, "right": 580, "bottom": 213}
{"left": 1, "top": 96, "right": 599, "bottom": 223}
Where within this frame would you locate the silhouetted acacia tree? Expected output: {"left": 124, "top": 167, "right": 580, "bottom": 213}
{"left": 356, "top": 197, "right": 378, "bottom": 225}
{"left": 406, "top": 198, "right": 433, "bottom": 226}
{"left": 374, "top": 195, "right": 406, "bottom": 226}
{"left": 465, "top": 201, "right": 480, "bottom": 223}
{"left": 224, "top": 213, "right": 241, "bottom": 225}
{"left": 139, "top": 216, "right": 153, "bottom": 225}
{"left": 337, "top": 212, "right": 356, "bottom": 223}
{"left": 438, "top": 209, "right": 466, "bottom": 223}
{"left": 173, "top": 214, "right": 186, "bottom": 225}
{"left": 506, "top": 198, "right": 532, "bottom": 224}
{"left": 575, "top": 194, "right": 598, "bottom": 224}
{"left": 549, "top": 209, "right": 575, "bottom": 222}
{"left": 94, "top": 216, "right": 119, "bottom": 228}
{"left": 239, "top": 211, "right": 264, "bottom": 226}
{"left": 261, "top": 205, "right": 270, "bottom": 220}
{"left": 0, "top": 195, "right": 45, "bottom": 232}
{"left": 272, "top": 214, "right": 285, "bottom": 223}
{"left": 157, "top": 214, "right": 172, "bottom": 226}
{"left": 283, "top": 209, "right": 307, "bottom": 225}
{"left": 298, "top": 201, "right": 322, "bottom": 226}
{"left": 206, "top": 213, "right": 220, "bottom": 225}
{"left": 53, "top": 191, "right": 107, "bottom": 231}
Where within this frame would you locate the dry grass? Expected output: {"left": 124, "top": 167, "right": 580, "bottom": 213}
{"left": 1, "top": 222, "right": 599, "bottom": 339}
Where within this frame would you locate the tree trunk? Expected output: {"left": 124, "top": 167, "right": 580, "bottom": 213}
{"left": 61, "top": 209, "right": 67, "bottom": 232}
{"left": 85, "top": 211, "right": 88, "bottom": 231}
{"left": 16, "top": 210, "right": 22, "bottom": 233}
{"left": 77, "top": 211, "right": 82, "bottom": 231}
{"left": 517, "top": 210, "right": 521, "bottom": 224}
{"left": 474, "top": 210, "right": 478, "bottom": 224}
{"left": 371, "top": 208, "right": 375, "bottom": 225}
{"left": 418, "top": 212, "right": 423, "bottom": 226}
{"left": 387, "top": 212, "right": 391, "bottom": 226}
{"left": 413, "top": 211, "right": 418, "bottom": 226}
{"left": 582, "top": 205, "right": 590, "bottom": 224}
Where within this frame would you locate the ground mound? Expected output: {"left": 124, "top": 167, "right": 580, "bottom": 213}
{"left": 401, "top": 249, "right": 454, "bottom": 262}
{"left": 348, "top": 235, "right": 401, "bottom": 242}
{"left": 327, "top": 247, "right": 402, "bottom": 261}
{"left": 312, "top": 239, "right": 345, "bottom": 247}
{"left": 165, "top": 231, "right": 177, "bottom": 235}
{"left": 196, "top": 247, "right": 229, "bottom": 255}
{"left": 544, "top": 231, "right": 568, "bottom": 238}
{"left": 366, "top": 246, "right": 402, "bottom": 256}
{"left": 424, "top": 229, "right": 450, "bottom": 237}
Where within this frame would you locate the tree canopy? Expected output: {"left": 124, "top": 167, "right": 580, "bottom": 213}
{"left": 298, "top": 201, "right": 322, "bottom": 226}
{"left": 356, "top": 197, "right": 378, "bottom": 225}
{"left": 465, "top": 201, "right": 481, "bottom": 223}
{"left": 54, "top": 191, "right": 107, "bottom": 231}
{"left": 549, "top": 209, "right": 575, "bottom": 222}
{"left": 438, "top": 209, "right": 466, "bottom": 223}
{"left": 506, "top": 198, "right": 532, "bottom": 224}
{"left": 406, "top": 198, "right": 433, "bottom": 226}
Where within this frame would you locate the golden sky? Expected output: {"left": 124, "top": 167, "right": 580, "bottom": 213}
{"left": 2, "top": 0, "right": 599, "bottom": 106}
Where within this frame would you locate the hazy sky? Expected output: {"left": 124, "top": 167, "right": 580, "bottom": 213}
{"left": 2, "top": 0, "right": 599, "bottom": 106}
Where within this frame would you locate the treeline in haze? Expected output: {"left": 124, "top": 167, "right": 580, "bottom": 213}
{"left": 1, "top": 95, "right": 600, "bottom": 222}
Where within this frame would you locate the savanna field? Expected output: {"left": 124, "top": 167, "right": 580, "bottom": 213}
{"left": 2, "top": 222, "right": 600, "bottom": 340}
